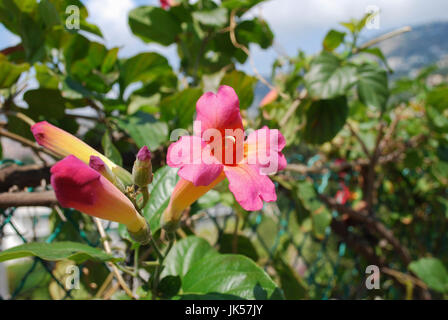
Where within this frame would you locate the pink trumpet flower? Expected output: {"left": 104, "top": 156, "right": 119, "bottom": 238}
{"left": 162, "top": 85, "right": 286, "bottom": 230}
{"left": 51, "top": 156, "right": 149, "bottom": 241}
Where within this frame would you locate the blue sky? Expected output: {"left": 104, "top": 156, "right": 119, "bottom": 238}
{"left": 1, "top": 0, "right": 448, "bottom": 75}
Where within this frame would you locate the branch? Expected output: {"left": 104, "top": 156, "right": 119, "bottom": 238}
{"left": 93, "top": 218, "right": 137, "bottom": 299}
{"left": 355, "top": 26, "right": 412, "bottom": 53}
{"left": 0, "top": 128, "right": 58, "bottom": 158}
{"left": 347, "top": 121, "right": 371, "bottom": 157}
{"left": 330, "top": 218, "right": 384, "bottom": 266}
{"left": 0, "top": 164, "right": 51, "bottom": 192}
{"left": 0, "top": 191, "right": 57, "bottom": 208}
{"left": 319, "top": 194, "right": 412, "bottom": 265}
{"left": 228, "top": 9, "right": 288, "bottom": 99}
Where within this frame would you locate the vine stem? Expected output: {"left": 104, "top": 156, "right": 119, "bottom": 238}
{"left": 93, "top": 217, "right": 137, "bottom": 299}
{"left": 151, "top": 233, "right": 175, "bottom": 299}
{"left": 228, "top": 9, "right": 288, "bottom": 100}
{"left": 139, "top": 186, "right": 150, "bottom": 210}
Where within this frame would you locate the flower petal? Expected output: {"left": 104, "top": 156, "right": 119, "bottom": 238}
{"left": 195, "top": 85, "right": 244, "bottom": 136}
{"left": 161, "top": 174, "right": 226, "bottom": 230}
{"left": 51, "top": 155, "right": 144, "bottom": 232}
{"left": 167, "top": 135, "right": 223, "bottom": 186}
{"left": 244, "top": 126, "right": 287, "bottom": 174}
{"left": 223, "top": 163, "right": 277, "bottom": 211}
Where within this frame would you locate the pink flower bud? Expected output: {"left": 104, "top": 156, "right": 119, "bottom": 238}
{"left": 133, "top": 146, "right": 153, "bottom": 187}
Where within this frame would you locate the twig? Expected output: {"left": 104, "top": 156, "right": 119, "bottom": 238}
{"left": 0, "top": 164, "right": 51, "bottom": 192}
{"left": 53, "top": 205, "right": 67, "bottom": 222}
{"left": 0, "top": 191, "right": 57, "bottom": 208}
{"left": 347, "top": 121, "right": 371, "bottom": 157}
{"left": 354, "top": 26, "right": 412, "bottom": 53}
{"left": 0, "top": 128, "right": 58, "bottom": 158}
{"left": 381, "top": 267, "right": 428, "bottom": 289}
{"left": 93, "top": 217, "right": 137, "bottom": 299}
{"left": 279, "top": 98, "right": 301, "bottom": 127}
{"left": 228, "top": 9, "right": 288, "bottom": 99}
{"left": 6, "top": 111, "right": 36, "bottom": 126}
{"left": 320, "top": 194, "right": 412, "bottom": 265}
{"left": 95, "top": 272, "right": 114, "bottom": 299}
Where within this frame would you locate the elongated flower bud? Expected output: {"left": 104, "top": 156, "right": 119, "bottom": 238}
{"left": 132, "top": 146, "right": 153, "bottom": 187}
{"left": 161, "top": 174, "right": 225, "bottom": 231}
{"left": 51, "top": 155, "right": 150, "bottom": 244}
{"left": 89, "top": 156, "right": 125, "bottom": 193}
{"left": 31, "top": 121, "right": 133, "bottom": 185}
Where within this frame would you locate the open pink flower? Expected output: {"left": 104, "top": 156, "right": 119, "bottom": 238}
{"left": 162, "top": 85, "right": 286, "bottom": 229}
{"left": 51, "top": 155, "right": 147, "bottom": 234}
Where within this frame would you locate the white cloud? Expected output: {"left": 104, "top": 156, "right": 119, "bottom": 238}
{"left": 84, "top": 0, "right": 178, "bottom": 67}
{"left": 85, "top": 0, "right": 138, "bottom": 53}
{"left": 242, "top": 0, "right": 448, "bottom": 74}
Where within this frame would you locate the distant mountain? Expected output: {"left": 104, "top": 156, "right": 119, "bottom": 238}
{"left": 376, "top": 21, "right": 448, "bottom": 78}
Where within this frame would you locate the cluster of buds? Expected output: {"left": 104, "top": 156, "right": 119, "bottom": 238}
{"left": 31, "top": 121, "right": 153, "bottom": 245}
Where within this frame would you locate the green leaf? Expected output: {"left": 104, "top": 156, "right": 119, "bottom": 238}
{"left": 236, "top": 18, "right": 274, "bottom": 49}
{"left": 35, "top": 63, "right": 59, "bottom": 89}
{"left": 117, "top": 111, "right": 168, "bottom": 150}
{"left": 159, "top": 275, "right": 182, "bottom": 298}
{"left": 221, "top": 70, "right": 257, "bottom": 109}
{"left": 162, "top": 236, "right": 219, "bottom": 279}
{"left": 296, "top": 180, "right": 332, "bottom": 239}
{"left": 101, "top": 47, "right": 119, "bottom": 74}
{"left": 305, "top": 52, "right": 357, "bottom": 99}
{"left": 427, "top": 86, "right": 448, "bottom": 112}
{"left": 192, "top": 8, "right": 228, "bottom": 27}
{"left": 79, "top": 20, "right": 103, "bottom": 38}
{"left": 183, "top": 255, "right": 281, "bottom": 299}
{"left": 273, "top": 259, "right": 308, "bottom": 299}
{"left": 218, "top": 234, "right": 259, "bottom": 261}
{"left": 143, "top": 166, "right": 180, "bottom": 232}
{"left": 163, "top": 236, "right": 282, "bottom": 299}
{"left": 160, "top": 88, "right": 202, "bottom": 128}
{"left": 24, "top": 89, "right": 66, "bottom": 119}
{"left": 128, "top": 94, "right": 161, "bottom": 115}
{"left": 119, "top": 52, "right": 173, "bottom": 91}
{"left": 323, "top": 29, "right": 346, "bottom": 52}
{"left": 0, "top": 242, "right": 116, "bottom": 263}
{"left": 357, "top": 63, "right": 389, "bottom": 110}
{"left": 303, "top": 96, "right": 348, "bottom": 145}
{"left": 409, "top": 258, "right": 448, "bottom": 293}
{"left": 0, "top": 54, "right": 29, "bottom": 88}
{"left": 358, "top": 47, "right": 392, "bottom": 71}
{"left": 128, "top": 6, "right": 181, "bottom": 46}
{"left": 38, "top": 0, "right": 61, "bottom": 28}
{"left": 221, "top": 0, "right": 265, "bottom": 11}
{"left": 101, "top": 131, "right": 123, "bottom": 166}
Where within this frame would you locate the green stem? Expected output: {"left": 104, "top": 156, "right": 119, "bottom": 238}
{"left": 140, "top": 186, "right": 150, "bottom": 210}
{"left": 151, "top": 234, "right": 176, "bottom": 299}
{"left": 114, "top": 263, "right": 135, "bottom": 277}
{"left": 149, "top": 235, "right": 164, "bottom": 261}
{"left": 134, "top": 243, "right": 140, "bottom": 277}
